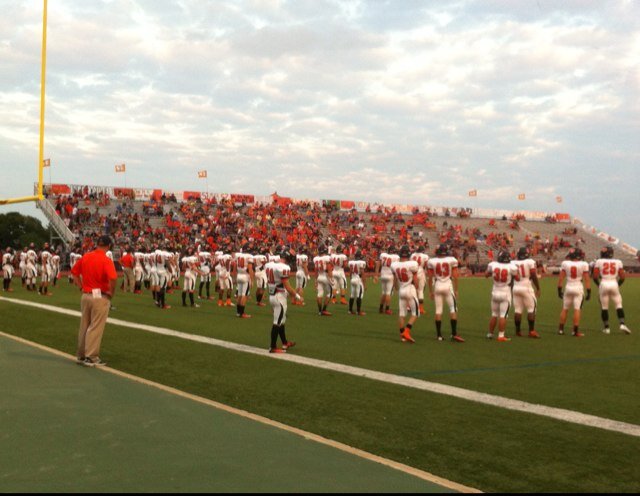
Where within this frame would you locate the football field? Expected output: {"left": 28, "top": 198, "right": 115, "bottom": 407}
{"left": 1, "top": 275, "right": 638, "bottom": 492}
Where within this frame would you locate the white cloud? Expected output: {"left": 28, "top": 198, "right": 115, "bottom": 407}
{"left": 0, "top": 0, "right": 638, "bottom": 245}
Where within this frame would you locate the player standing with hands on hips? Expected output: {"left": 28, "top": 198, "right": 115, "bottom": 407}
{"left": 71, "top": 235, "right": 117, "bottom": 367}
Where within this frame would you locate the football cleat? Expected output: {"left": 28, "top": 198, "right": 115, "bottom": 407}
{"left": 602, "top": 327, "right": 611, "bottom": 335}
{"left": 401, "top": 329, "right": 415, "bottom": 343}
{"left": 528, "top": 330, "right": 541, "bottom": 339}
{"left": 451, "top": 335, "right": 465, "bottom": 343}
{"left": 320, "top": 311, "right": 332, "bottom": 316}
{"left": 385, "top": 309, "right": 393, "bottom": 315}
{"left": 572, "top": 331, "right": 584, "bottom": 338}
{"left": 269, "top": 348, "right": 286, "bottom": 354}
{"left": 437, "top": 335, "right": 444, "bottom": 342}
{"left": 282, "top": 341, "right": 296, "bottom": 350}
{"left": 240, "top": 314, "right": 252, "bottom": 319}
{"left": 358, "top": 312, "right": 366, "bottom": 316}
{"left": 620, "top": 324, "right": 631, "bottom": 335}
{"left": 486, "top": 333, "right": 494, "bottom": 339}
{"left": 497, "top": 336, "right": 511, "bottom": 342}
{"left": 515, "top": 331, "right": 523, "bottom": 337}
{"left": 557, "top": 329, "right": 564, "bottom": 335}
{"left": 162, "top": 305, "right": 171, "bottom": 310}
{"left": 217, "top": 300, "right": 223, "bottom": 307}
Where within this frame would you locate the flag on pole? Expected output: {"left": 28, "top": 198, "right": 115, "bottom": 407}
{"left": 518, "top": 193, "right": 526, "bottom": 200}
{"left": 198, "top": 170, "right": 208, "bottom": 179}
{"left": 43, "top": 158, "right": 51, "bottom": 168}
{"left": 556, "top": 196, "right": 563, "bottom": 203}
{"left": 115, "top": 164, "right": 126, "bottom": 173}
{"left": 468, "top": 189, "right": 477, "bottom": 197}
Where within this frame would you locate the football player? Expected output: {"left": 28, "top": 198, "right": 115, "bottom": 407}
{"left": 410, "top": 247, "right": 430, "bottom": 315}
{"left": 427, "top": 244, "right": 463, "bottom": 342}
{"left": 313, "top": 245, "right": 334, "bottom": 316}
{"left": 197, "top": 250, "right": 213, "bottom": 300}
{"left": 295, "top": 252, "right": 309, "bottom": 305}
{"left": 592, "top": 246, "right": 631, "bottom": 335}
{"left": 25, "top": 244, "right": 38, "bottom": 292}
{"left": 265, "top": 247, "right": 303, "bottom": 353}
{"left": 347, "top": 251, "right": 367, "bottom": 316}
{"left": 557, "top": 248, "right": 591, "bottom": 337}
{"left": 486, "top": 250, "right": 519, "bottom": 342}
{"left": 155, "top": 249, "right": 171, "bottom": 309}
{"left": 253, "top": 252, "right": 268, "bottom": 307}
{"left": 2, "top": 248, "right": 15, "bottom": 292}
{"left": 374, "top": 248, "right": 399, "bottom": 315}
{"left": 19, "top": 247, "right": 28, "bottom": 287}
{"left": 39, "top": 245, "right": 53, "bottom": 296}
{"left": 512, "top": 247, "right": 541, "bottom": 338}
{"left": 391, "top": 245, "right": 420, "bottom": 343}
{"left": 331, "top": 247, "right": 348, "bottom": 305}
{"left": 233, "top": 249, "right": 254, "bottom": 318}
{"left": 181, "top": 248, "right": 202, "bottom": 308}
{"left": 51, "top": 252, "right": 61, "bottom": 287}
{"left": 215, "top": 252, "right": 234, "bottom": 307}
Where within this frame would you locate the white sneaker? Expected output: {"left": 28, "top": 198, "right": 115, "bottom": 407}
{"left": 620, "top": 324, "right": 631, "bottom": 335}
{"left": 486, "top": 333, "right": 493, "bottom": 339}
{"left": 557, "top": 329, "right": 564, "bottom": 335}
{"left": 602, "top": 327, "right": 610, "bottom": 335}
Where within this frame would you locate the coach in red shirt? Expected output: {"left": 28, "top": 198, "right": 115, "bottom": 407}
{"left": 120, "top": 247, "right": 135, "bottom": 293}
{"left": 71, "top": 235, "right": 117, "bottom": 367}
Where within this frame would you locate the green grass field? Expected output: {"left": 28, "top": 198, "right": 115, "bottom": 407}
{"left": 1, "top": 275, "right": 639, "bottom": 492}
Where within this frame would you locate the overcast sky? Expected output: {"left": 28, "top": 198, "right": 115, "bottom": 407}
{"left": 1, "top": 0, "right": 638, "bottom": 246}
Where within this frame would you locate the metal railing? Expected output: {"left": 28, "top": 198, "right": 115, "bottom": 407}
{"left": 36, "top": 197, "right": 76, "bottom": 247}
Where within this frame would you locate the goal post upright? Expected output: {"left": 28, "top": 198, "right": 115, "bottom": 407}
{"left": 0, "top": 0, "right": 48, "bottom": 206}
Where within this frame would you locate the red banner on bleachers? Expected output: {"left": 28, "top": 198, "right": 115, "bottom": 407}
{"left": 50, "top": 184, "right": 71, "bottom": 195}
{"left": 151, "top": 189, "right": 163, "bottom": 201}
{"left": 340, "top": 200, "right": 355, "bottom": 210}
{"left": 231, "top": 194, "right": 255, "bottom": 204}
{"left": 555, "top": 213, "right": 571, "bottom": 222}
{"left": 183, "top": 191, "right": 201, "bottom": 201}
{"left": 113, "top": 188, "right": 134, "bottom": 198}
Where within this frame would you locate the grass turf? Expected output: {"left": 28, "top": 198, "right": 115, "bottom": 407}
{"left": 1, "top": 276, "right": 638, "bottom": 492}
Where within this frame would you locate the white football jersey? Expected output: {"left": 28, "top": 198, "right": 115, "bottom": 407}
{"left": 296, "top": 254, "right": 308, "bottom": 271}
{"left": 391, "top": 260, "right": 419, "bottom": 289}
{"left": 313, "top": 255, "right": 332, "bottom": 276}
{"left": 593, "top": 258, "right": 623, "bottom": 282}
{"left": 2, "top": 253, "right": 13, "bottom": 265}
{"left": 487, "top": 261, "right": 519, "bottom": 289}
{"left": 561, "top": 260, "right": 590, "bottom": 287}
{"left": 27, "top": 250, "right": 38, "bottom": 264}
{"left": 265, "top": 261, "right": 291, "bottom": 293}
{"left": 253, "top": 254, "right": 267, "bottom": 271}
{"left": 234, "top": 253, "right": 254, "bottom": 275}
{"left": 427, "top": 256, "right": 458, "bottom": 283}
{"left": 410, "top": 253, "right": 430, "bottom": 272}
{"left": 348, "top": 260, "right": 366, "bottom": 277}
{"left": 379, "top": 253, "right": 399, "bottom": 276}
{"left": 331, "top": 253, "right": 348, "bottom": 271}
{"left": 513, "top": 259, "right": 537, "bottom": 289}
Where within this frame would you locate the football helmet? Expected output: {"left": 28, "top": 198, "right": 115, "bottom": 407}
{"left": 435, "top": 244, "right": 449, "bottom": 257}
{"left": 517, "top": 247, "right": 530, "bottom": 260}
{"left": 497, "top": 250, "right": 511, "bottom": 263}
{"left": 398, "top": 245, "right": 411, "bottom": 258}
{"left": 600, "top": 245, "right": 614, "bottom": 259}
{"left": 567, "top": 247, "right": 584, "bottom": 261}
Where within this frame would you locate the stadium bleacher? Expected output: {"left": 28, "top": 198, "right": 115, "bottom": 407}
{"left": 38, "top": 184, "right": 639, "bottom": 272}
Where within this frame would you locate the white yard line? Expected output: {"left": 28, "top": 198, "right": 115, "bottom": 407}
{"left": 2, "top": 296, "right": 640, "bottom": 439}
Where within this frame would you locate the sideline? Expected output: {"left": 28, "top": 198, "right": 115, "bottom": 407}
{"left": 1, "top": 295, "right": 639, "bottom": 439}
{"left": 0, "top": 330, "right": 479, "bottom": 494}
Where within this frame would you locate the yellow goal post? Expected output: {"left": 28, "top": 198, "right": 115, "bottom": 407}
{"left": 0, "top": 0, "right": 48, "bottom": 206}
